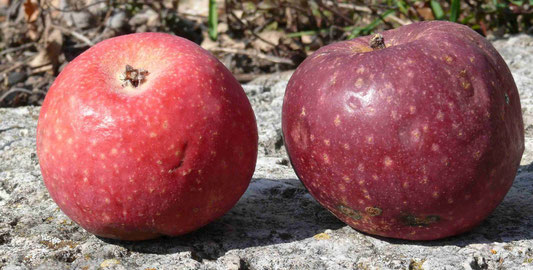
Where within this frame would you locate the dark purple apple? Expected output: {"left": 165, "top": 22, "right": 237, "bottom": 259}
{"left": 282, "top": 21, "right": 524, "bottom": 240}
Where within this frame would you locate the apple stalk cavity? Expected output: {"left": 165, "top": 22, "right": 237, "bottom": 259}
{"left": 121, "top": 64, "right": 149, "bottom": 88}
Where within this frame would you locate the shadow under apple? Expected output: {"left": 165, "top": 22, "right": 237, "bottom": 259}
{"left": 102, "top": 163, "right": 533, "bottom": 259}
{"left": 101, "top": 177, "right": 345, "bottom": 260}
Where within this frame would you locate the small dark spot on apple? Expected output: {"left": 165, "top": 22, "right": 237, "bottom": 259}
{"left": 401, "top": 214, "right": 440, "bottom": 227}
{"left": 365, "top": 206, "right": 383, "bottom": 216}
{"left": 338, "top": 204, "right": 362, "bottom": 220}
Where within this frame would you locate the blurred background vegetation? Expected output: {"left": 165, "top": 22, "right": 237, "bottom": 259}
{"left": 1, "top": 0, "right": 532, "bottom": 107}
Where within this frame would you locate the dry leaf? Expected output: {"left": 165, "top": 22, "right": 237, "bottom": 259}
{"left": 301, "top": 35, "right": 313, "bottom": 45}
{"left": 416, "top": 7, "right": 435, "bottom": 21}
{"left": 23, "top": 0, "right": 40, "bottom": 23}
{"left": 0, "top": 0, "right": 10, "bottom": 8}
{"left": 252, "top": 31, "right": 284, "bottom": 52}
{"left": 178, "top": 0, "right": 209, "bottom": 17}
{"left": 30, "top": 29, "right": 63, "bottom": 73}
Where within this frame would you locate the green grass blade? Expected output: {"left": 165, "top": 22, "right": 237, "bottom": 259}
{"left": 347, "top": 9, "right": 395, "bottom": 39}
{"left": 208, "top": 0, "right": 218, "bottom": 41}
{"left": 450, "top": 0, "right": 460, "bottom": 22}
{"left": 395, "top": 0, "right": 408, "bottom": 15}
{"left": 287, "top": 30, "right": 325, "bottom": 38}
{"left": 430, "top": 0, "right": 444, "bottom": 20}
{"left": 361, "top": 9, "right": 395, "bottom": 34}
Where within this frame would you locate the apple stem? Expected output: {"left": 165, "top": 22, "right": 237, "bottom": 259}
{"left": 370, "top": 34, "right": 386, "bottom": 51}
{"left": 122, "top": 65, "right": 149, "bottom": 88}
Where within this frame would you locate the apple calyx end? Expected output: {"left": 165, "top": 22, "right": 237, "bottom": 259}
{"left": 121, "top": 65, "right": 149, "bottom": 88}
{"left": 370, "top": 34, "right": 386, "bottom": 51}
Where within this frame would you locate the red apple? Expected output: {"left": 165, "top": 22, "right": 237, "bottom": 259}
{"left": 282, "top": 21, "right": 524, "bottom": 240}
{"left": 36, "top": 33, "right": 258, "bottom": 240}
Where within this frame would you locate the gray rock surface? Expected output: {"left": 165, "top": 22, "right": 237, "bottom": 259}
{"left": 1, "top": 35, "right": 533, "bottom": 270}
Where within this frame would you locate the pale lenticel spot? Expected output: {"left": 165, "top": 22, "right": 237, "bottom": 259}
{"left": 411, "top": 129, "right": 421, "bottom": 141}
{"left": 358, "top": 164, "right": 364, "bottom": 172}
{"left": 384, "top": 156, "right": 393, "bottom": 167}
{"left": 323, "top": 154, "right": 330, "bottom": 164}
{"left": 431, "top": 144, "right": 439, "bottom": 151}
{"left": 334, "top": 115, "right": 341, "bottom": 126}
{"left": 102, "top": 214, "right": 110, "bottom": 222}
{"left": 339, "top": 184, "right": 346, "bottom": 192}
{"left": 355, "top": 78, "right": 364, "bottom": 88}
{"left": 436, "top": 111, "right": 444, "bottom": 121}
{"left": 421, "top": 176, "right": 429, "bottom": 184}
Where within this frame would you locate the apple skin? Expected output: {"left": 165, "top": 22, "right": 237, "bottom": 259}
{"left": 36, "top": 33, "right": 258, "bottom": 241}
{"left": 282, "top": 21, "right": 524, "bottom": 240}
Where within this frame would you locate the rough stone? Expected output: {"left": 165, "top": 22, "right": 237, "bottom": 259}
{"left": 1, "top": 35, "right": 533, "bottom": 269}
{"left": 61, "top": 12, "right": 93, "bottom": 30}
{"left": 105, "top": 11, "right": 127, "bottom": 30}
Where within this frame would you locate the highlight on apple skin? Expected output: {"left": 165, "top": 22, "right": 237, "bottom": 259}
{"left": 282, "top": 21, "right": 524, "bottom": 240}
{"left": 36, "top": 33, "right": 258, "bottom": 241}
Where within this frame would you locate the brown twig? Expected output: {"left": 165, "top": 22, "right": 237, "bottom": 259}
{"left": 229, "top": 11, "right": 279, "bottom": 48}
{"left": 0, "top": 88, "right": 47, "bottom": 104}
{"left": 324, "top": 1, "right": 372, "bottom": 13}
{"left": 0, "top": 62, "right": 25, "bottom": 77}
{"left": 51, "top": 24, "right": 94, "bottom": 46}
{"left": 317, "top": 0, "right": 354, "bottom": 25}
{"left": 0, "top": 43, "right": 37, "bottom": 56}
{"left": 42, "top": 0, "right": 109, "bottom": 13}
